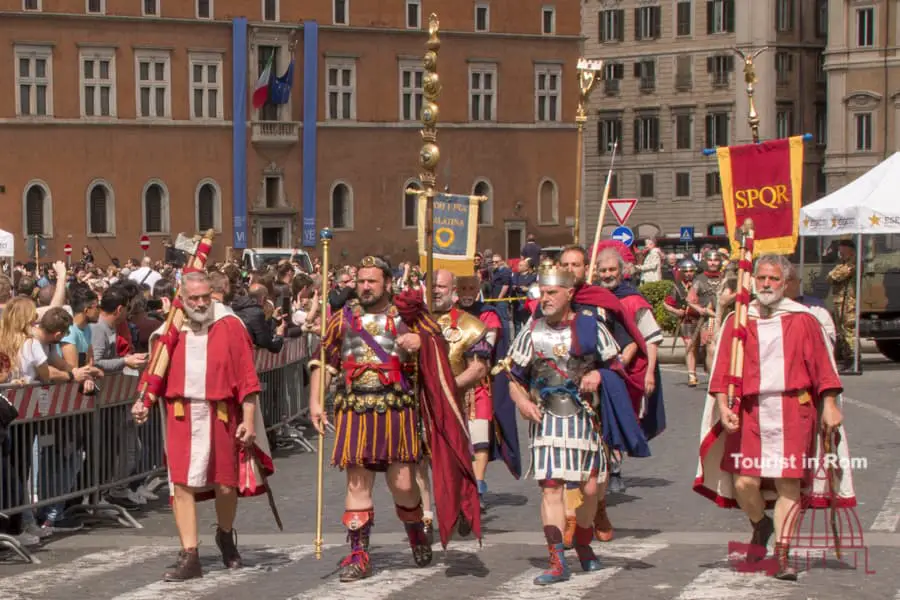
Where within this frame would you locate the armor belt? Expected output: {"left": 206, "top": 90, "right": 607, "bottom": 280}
{"left": 341, "top": 355, "right": 408, "bottom": 392}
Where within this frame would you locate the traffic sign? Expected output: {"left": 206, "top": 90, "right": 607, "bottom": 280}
{"left": 680, "top": 226, "right": 695, "bottom": 242}
{"left": 611, "top": 226, "right": 635, "bottom": 247}
{"left": 63, "top": 243, "right": 72, "bottom": 256}
{"left": 608, "top": 198, "right": 638, "bottom": 226}
{"left": 139, "top": 235, "right": 150, "bottom": 251}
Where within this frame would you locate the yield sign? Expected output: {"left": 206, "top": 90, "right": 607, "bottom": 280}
{"left": 608, "top": 198, "right": 638, "bottom": 226}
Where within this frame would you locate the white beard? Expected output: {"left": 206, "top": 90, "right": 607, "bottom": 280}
{"left": 184, "top": 304, "right": 213, "bottom": 327}
{"left": 756, "top": 288, "right": 784, "bottom": 307}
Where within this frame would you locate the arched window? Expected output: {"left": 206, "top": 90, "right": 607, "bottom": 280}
{"left": 538, "top": 178, "right": 558, "bottom": 225}
{"left": 403, "top": 179, "right": 421, "bottom": 229}
{"left": 86, "top": 180, "right": 115, "bottom": 235}
{"left": 473, "top": 179, "right": 493, "bottom": 226}
{"left": 142, "top": 180, "right": 169, "bottom": 234}
{"left": 23, "top": 180, "right": 52, "bottom": 237}
{"left": 330, "top": 182, "right": 353, "bottom": 230}
{"left": 196, "top": 180, "right": 221, "bottom": 232}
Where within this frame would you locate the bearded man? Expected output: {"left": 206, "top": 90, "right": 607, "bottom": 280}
{"left": 132, "top": 271, "right": 273, "bottom": 581}
{"left": 505, "top": 262, "right": 616, "bottom": 585}
{"left": 307, "top": 256, "right": 479, "bottom": 582}
{"left": 694, "top": 255, "right": 856, "bottom": 581}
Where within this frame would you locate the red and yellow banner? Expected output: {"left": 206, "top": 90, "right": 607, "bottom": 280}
{"left": 716, "top": 136, "right": 804, "bottom": 257}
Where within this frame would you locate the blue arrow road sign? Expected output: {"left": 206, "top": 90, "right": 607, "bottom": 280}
{"left": 680, "top": 226, "right": 695, "bottom": 242}
{"left": 611, "top": 226, "right": 634, "bottom": 247}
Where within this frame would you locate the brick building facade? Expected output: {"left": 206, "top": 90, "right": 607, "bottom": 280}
{"left": 1, "top": 0, "right": 580, "bottom": 265}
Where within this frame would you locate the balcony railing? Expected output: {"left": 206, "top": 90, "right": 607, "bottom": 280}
{"left": 604, "top": 79, "right": 620, "bottom": 95}
{"left": 711, "top": 73, "right": 729, "bottom": 88}
{"left": 251, "top": 121, "right": 300, "bottom": 145}
{"left": 675, "top": 75, "right": 692, "bottom": 90}
{"left": 639, "top": 78, "right": 656, "bottom": 92}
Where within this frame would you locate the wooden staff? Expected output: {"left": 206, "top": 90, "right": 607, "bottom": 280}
{"left": 587, "top": 139, "right": 619, "bottom": 283}
{"left": 726, "top": 219, "right": 755, "bottom": 411}
{"left": 314, "top": 228, "right": 332, "bottom": 560}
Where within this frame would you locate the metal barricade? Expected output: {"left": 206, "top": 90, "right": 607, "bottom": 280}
{"left": 0, "top": 337, "right": 310, "bottom": 564}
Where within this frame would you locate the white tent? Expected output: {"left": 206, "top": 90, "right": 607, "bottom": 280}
{"left": 0, "top": 229, "right": 13, "bottom": 258}
{"left": 800, "top": 151, "right": 900, "bottom": 235}
{"left": 797, "top": 152, "right": 900, "bottom": 374}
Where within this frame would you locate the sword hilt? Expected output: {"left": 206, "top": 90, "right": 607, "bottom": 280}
{"left": 490, "top": 357, "right": 513, "bottom": 377}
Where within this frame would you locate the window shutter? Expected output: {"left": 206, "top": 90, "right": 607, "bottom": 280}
{"left": 634, "top": 62, "right": 642, "bottom": 78}
{"left": 599, "top": 15, "right": 606, "bottom": 42}
{"left": 653, "top": 6, "right": 661, "bottom": 38}
{"left": 634, "top": 119, "right": 641, "bottom": 151}
{"left": 598, "top": 121, "right": 605, "bottom": 153}
{"left": 634, "top": 8, "right": 641, "bottom": 39}
{"left": 707, "top": 56, "right": 713, "bottom": 73}
{"left": 652, "top": 118, "right": 659, "bottom": 149}
{"left": 788, "top": 53, "right": 794, "bottom": 71}
{"left": 705, "top": 114, "right": 713, "bottom": 147}
{"left": 726, "top": 55, "right": 734, "bottom": 71}
{"left": 615, "top": 63, "right": 624, "bottom": 79}
{"left": 706, "top": 0, "right": 714, "bottom": 34}
{"left": 616, "top": 10, "right": 625, "bottom": 40}
{"left": 725, "top": 0, "right": 735, "bottom": 31}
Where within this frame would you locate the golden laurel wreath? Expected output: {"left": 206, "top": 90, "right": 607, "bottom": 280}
{"left": 435, "top": 227, "right": 455, "bottom": 248}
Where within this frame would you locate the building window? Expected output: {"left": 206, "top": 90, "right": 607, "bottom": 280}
{"left": 87, "top": 180, "right": 114, "bottom": 235}
{"left": 403, "top": 180, "right": 421, "bottom": 228}
{"left": 856, "top": 8, "right": 874, "bottom": 47}
{"left": 542, "top": 6, "right": 556, "bottom": 34}
{"left": 23, "top": 0, "right": 40, "bottom": 10}
{"left": 775, "top": 107, "right": 792, "bottom": 138}
{"left": 775, "top": 52, "right": 793, "bottom": 85}
{"left": 474, "top": 180, "right": 493, "bottom": 226}
{"left": 706, "top": 0, "right": 734, "bottom": 34}
{"left": 196, "top": 180, "right": 221, "bottom": 232}
{"left": 326, "top": 60, "right": 356, "bottom": 121}
{"left": 599, "top": 9, "right": 624, "bottom": 42}
{"left": 475, "top": 4, "right": 489, "bottom": 32}
{"left": 707, "top": 54, "right": 733, "bottom": 87}
{"left": 263, "top": 0, "right": 278, "bottom": 22}
{"left": 705, "top": 111, "right": 729, "bottom": 147}
{"left": 143, "top": 0, "right": 158, "bottom": 16}
{"left": 535, "top": 65, "right": 561, "bottom": 122}
{"left": 135, "top": 51, "right": 170, "bottom": 119}
{"left": 143, "top": 181, "right": 169, "bottom": 234}
{"left": 598, "top": 117, "right": 622, "bottom": 154}
{"left": 705, "top": 172, "right": 721, "bottom": 196}
{"left": 634, "top": 6, "right": 661, "bottom": 40}
{"left": 334, "top": 0, "right": 348, "bottom": 25}
{"left": 635, "top": 60, "right": 655, "bottom": 92}
{"left": 815, "top": 0, "right": 827, "bottom": 37}
{"left": 538, "top": 179, "right": 558, "bottom": 225}
{"left": 87, "top": 0, "right": 105, "bottom": 14}
{"left": 675, "top": 172, "right": 691, "bottom": 197}
{"left": 639, "top": 173, "right": 655, "bottom": 198}
{"left": 603, "top": 63, "right": 624, "bottom": 95}
{"left": 257, "top": 46, "right": 279, "bottom": 121}
{"left": 24, "top": 182, "right": 51, "bottom": 237}
{"left": 633, "top": 115, "right": 660, "bottom": 152}
{"left": 80, "top": 50, "right": 115, "bottom": 118}
{"left": 331, "top": 182, "right": 353, "bottom": 230}
{"left": 399, "top": 61, "right": 423, "bottom": 121}
{"left": 677, "top": 1, "right": 692, "bottom": 36}
{"left": 776, "top": 0, "right": 793, "bottom": 31}
{"left": 675, "top": 55, "right": 692, "bottom": 89}
{"left": 15, "top": 45, "right": 52, "bottom": 117}
{"left": 469, "top": 64, "right": 496, "bottom": 122}
{"left": 196, "top": 0, "right": 211, "bottom": 19}
{"left": 675, "top": 113, "right": 693, "bottom": 149}
{"left": 263, "top": 175, "right": 282, "bottom": 208}
{"left": 190, "top": 53, "right": 223, "bottom": 120}
{"left": 406, "top": 0, "right": 420, "bottom": 28}
{"left": 855, "top": 113, "right": 872, "bottom": 151}
{"left": 815, "top": 104, "right": 826, "bottom": 147}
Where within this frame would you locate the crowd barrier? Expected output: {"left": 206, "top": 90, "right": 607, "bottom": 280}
{"left": 0, "top": 336, "right": 312, "bottom": 564}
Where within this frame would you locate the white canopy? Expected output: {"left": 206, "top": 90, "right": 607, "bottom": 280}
{"left": 0, "top": 230, "right": 13, "bottom": 258}
{"left": 800, "top": 151, "right": 900, "bottom": 236}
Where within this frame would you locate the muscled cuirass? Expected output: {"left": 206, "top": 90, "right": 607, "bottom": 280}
{"left": 436, "top": 309, "right": 487, "bottom": 377}
{"left": 694, "top": 273, "right": 720, "bottom": 308}
{"left": 529, "top": 319, "right": 597, "bottom": 417}
{"left": 340, "top": 311, "right": 410, "bottom": 393}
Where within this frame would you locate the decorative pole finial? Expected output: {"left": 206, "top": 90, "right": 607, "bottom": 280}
{"left": 733, "top": 47, "right": 769, "bottom": 144}
{"left": 419, "top": 13, "right": 442, "bottom": 310}
{"left": 573, "top": 58, "right": 603, "bottom": 245}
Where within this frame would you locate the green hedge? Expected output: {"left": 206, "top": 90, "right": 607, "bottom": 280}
{"left": 639, "top": 280, "right": 677, "bottom": 335}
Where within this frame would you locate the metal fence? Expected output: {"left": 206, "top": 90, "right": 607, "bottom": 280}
{"left": 0, "top": 336, "right": 312, "bottom": 564}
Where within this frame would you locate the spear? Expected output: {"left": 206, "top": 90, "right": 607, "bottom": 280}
{"left": 587, "top": 139, "right": 619, "bottom": 283}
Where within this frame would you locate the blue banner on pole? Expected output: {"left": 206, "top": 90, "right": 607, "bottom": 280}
{"left": 231, "top": 17, "right": 248, "bottom": 249}
{"left": 301, "top": 21, "right": 319, "bottom": 247}
{"left": 417, "top": 193, "right": 480, "bottom": 275}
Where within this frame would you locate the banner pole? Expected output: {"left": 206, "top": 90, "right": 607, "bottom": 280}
{"left": 419, "top": 13, "right": 442, "bottom": 311}
{"left": 573, "top": 58, "right": 601, "bottom": 245}
{"left": 732, "top": 46, "right": 769, "bottom": 144}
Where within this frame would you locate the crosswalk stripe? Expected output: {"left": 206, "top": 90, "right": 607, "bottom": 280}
{"left": 474, "top": 542, "right": 667, "bottom": 599}
{"left": 673, "top": 567, "right": 795, "bottom": 599}
{"left": 110, "top": 544, "right": 338, "bottom": 600}
{"left": 0, "top": 547, "right": 170, "bottom": 598}
{"left": 287, "top": 540, "right": 487, "bottom": 600}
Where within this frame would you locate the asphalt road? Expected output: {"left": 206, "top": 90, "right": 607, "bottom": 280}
{"left": 2, "top": 357, "right": 899, "bottom": 599}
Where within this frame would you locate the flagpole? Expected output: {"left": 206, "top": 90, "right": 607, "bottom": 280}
{"left": 573, "top": 58, "right": 602, "bottom": 245}
{"left": 419, "top": 13, "right": 442, "bottom": 311}
{"left": 733, "top": 47, "right": 769, "bottom": 144}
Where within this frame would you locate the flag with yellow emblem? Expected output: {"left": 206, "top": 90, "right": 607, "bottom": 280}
{"left": 417, "top": 193, "right": 481, "bottom": 275}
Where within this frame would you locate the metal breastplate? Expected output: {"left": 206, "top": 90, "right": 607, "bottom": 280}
{"left": 340, "top": 312, "right": 409, "bottom": 392}
{"left": 437, "top": 309, "right": 486, "bottom": 377}
{"left": 529, "top": 320, "right": 595, "bottom": 417}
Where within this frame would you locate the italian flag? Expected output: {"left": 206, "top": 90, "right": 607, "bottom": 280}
{"left": 252, "top": 53, "right": 274, "bottom": 109}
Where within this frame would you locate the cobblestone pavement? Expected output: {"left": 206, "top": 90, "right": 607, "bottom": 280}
{"left": 2, "top": 361, "right": 899, "bottom": 599}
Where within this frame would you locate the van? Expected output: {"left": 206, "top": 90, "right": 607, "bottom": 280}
{"left": 241, "top": 248, "right": 313, "bottom": 273}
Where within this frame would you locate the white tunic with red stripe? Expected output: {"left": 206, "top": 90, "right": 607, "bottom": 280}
{"left": 157, "top": 303, "right": 274, "bottom": 500}
{"left": 694, "top": 298, "right": 856, "bottom": 509}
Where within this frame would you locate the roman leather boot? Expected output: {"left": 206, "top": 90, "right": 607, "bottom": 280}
{"left": 163, "top": 548, "right": 202, "bottom": 581}
{"left": 533, "top": 543, "right": 571, "bottom": 585}
{"left": 215, "top": 526, "right": 242, "bottom": 569}
{"left": 573, "top": 525, "right": 601, "bottom": 571}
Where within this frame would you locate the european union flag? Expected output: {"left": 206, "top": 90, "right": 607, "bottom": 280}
{"left": 269, "top": 59, "right": 294, "bottom": 105}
